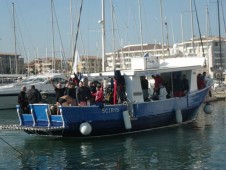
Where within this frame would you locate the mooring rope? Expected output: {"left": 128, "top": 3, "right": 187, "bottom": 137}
{"left": 0, "top": 136, "right": 22, "bottom": 156}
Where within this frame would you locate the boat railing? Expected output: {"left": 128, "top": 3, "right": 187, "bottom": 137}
{"left": 16, "top": 104, "right": 65, "bottom": 128}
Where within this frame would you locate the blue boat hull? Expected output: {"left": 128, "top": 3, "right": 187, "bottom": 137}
{"left": 17, "top": 88, "right": 209, "bottom": 138}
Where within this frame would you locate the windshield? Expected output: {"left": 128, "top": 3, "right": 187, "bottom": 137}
{"left": 21, "top": 77, "right": 47, "bottom": 83}
{"left": 21, "top": 78, "right": 35, "bottom": 83}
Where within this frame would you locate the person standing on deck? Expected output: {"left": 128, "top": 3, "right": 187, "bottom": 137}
{"left": 64, "top": 82, "right": 77, "bottom": 106}
{"left": 27, "top": 85, "right": 42, "bottom": 104}
{"left": 159, "top": 84, "right": 168, "bottom": 100}
{"left": 76, "top": 81, "right": 91, "bottom": 106}
{"left": 182, "top": 74, "right": 189, "bottom": 96}
{"left": 140, "top": 76, "right": 149, "bottom": 101}
{"left": 51, "top": 79, "right": 66, "bottom": 102}
{"left": 93, "top": 84, "right": 104, "bottom": 108}
{"left": 18, "top": 85, "right": 29, "bottom": 113}
{"left": 152, "top": 74, "right": 163, "bottom": 96}
{"left": 173, "top": 74, "right": 183, "bottom": 97}
{"left": 197, "top": 73, "right": 205, "bottom": 90}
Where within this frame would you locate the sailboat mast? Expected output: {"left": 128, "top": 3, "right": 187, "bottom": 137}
{"left": 70, "top": 0, "right": 74, "bottom": 66}
{"left": 190, "top": 0, "right": 195, "bottom": 55}
{"left": 51, "top": 0, "right": 56, "bottom": 72}
{"left": 110, "top": 0, "right": 116, "bottom": 70}
{"left": 180, "top": 12, "right": 184, "bottom": 53}
{"left": 160, "top": 0, "right": 165, "bottom": 57}
{"left": 12, "top": 3, "right": 18, "bottom": 74}
{"left": 27, "top": 52, "right": 30, "bottom": 76}
{"left": 206, "top": 5, "right": 209, "bottom": 37}
{"left": 101, "top": 0, "right": 106, "bottom": 72}
{"left": 217, "top": 0, "right": 222, "bottom": 69}
{"left": 138, "top": 0, "right": 143, "bottom": 55}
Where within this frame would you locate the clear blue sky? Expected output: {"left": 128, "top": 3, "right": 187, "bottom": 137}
{"left": 0, "top": 0, "right": 224, "bottom": 62}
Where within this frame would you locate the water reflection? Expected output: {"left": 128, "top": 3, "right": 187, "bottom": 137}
{"left": 1, "top": 101, "right": 226, "bottom": 169}
{"left": 13, "top": 126, "right": 213, "bottom": 169}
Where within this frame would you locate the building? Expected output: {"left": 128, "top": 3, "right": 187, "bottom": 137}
{"left": 68, "top": 56, "right": 102, "bottom": 74}
{"left": 26, "top": 57, "right": 66, "bottom": 75}
{"left": 176, "top": 36, "right": 226, "bottom": 78}
{"left": 105, "top": 43, "right": 172, "bottom": 71}
{"left": 0, "top": 53, "right": 24, "bottom": 74}
{"left": 80, "top": 56, "right": 102, "bottom": 73}
{"left": 105, "top": 36, "right": 226, "bottom": 78}
{"left": 25, "top": 55, "right": 101, "bottom": 75}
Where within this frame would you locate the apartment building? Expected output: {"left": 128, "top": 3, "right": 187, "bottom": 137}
{"left": 0, "top": 53, "right": 24, "bottom": 74}
{"left": 176, "top": 36, "right": 226, "bottom": 78}
{"left": 105, "top": 36, "right": 226, "bottom": 78}
{"left": 105, "top": 44, "right": 172, "bottom": 71}
{"left": 26, "top": 57, "right": 65, "bottom": 75}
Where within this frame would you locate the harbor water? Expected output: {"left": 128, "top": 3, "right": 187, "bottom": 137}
{"left": 0, "top": 101, "right": 226, "bottom": 169}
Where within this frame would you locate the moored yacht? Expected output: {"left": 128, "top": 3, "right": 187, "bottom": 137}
{"left": 0, "top": 73, "right": 68, "bottom": 110}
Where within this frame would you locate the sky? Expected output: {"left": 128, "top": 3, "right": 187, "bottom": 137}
{"left": 0, "top": 0, "right": 225, "bottom": 62}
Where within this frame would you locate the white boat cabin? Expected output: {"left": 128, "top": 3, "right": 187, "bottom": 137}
{"left": 85, "top": 57, "right": 206, "bottom": 104}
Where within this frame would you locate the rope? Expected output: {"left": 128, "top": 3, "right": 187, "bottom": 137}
{"left": 193, "top": 0, "right": 205, "bottom": 60}
{"left": 0, "top": 136, "right": 23, "bottom": 156}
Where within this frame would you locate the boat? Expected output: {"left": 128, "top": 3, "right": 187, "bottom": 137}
{"left": 10, "top": 56, "right": 211, "bottom": 137}
{"left": 0, "top": 73, "right": 68, "bottom": 109}
{"left": 5, "top": 0, "right": 212, "bottom": 138}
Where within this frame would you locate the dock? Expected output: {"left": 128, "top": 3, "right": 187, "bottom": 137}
{"left": 205, "top": 90, "right": 226, "bottom": 103}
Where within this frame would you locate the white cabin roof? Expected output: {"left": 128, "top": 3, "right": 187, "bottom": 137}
{"left": 86, "top": 57, "right": 205, "bottom": 78}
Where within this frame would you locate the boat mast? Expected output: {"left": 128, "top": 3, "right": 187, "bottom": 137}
{"left": 101, "top": 0, "right": 106, "bottom": 72}
{"left": 51, "top": 0, "right": 56, "bottom": 72}
{"left": 12, "top": 3, "right": 18, "bottom": 74}
{"left": 138, "top": 0, "right": 143, "bottom": 55}
{"left": 221, "top": 0, "right": 226, "bottom": 36}
{"left": 206, "top": 5, "right": 209, "bottom": 37}
{"left": 110, "top": 0, "right": 116, "bottom": 70}
{"left": 190, "top": 0, "right": 195, "bottom": 55}
{"left": 217, "top": 0, "right": 222, "bottom": 69}
{"left": 180, "top": 12, "right": 184, "bottom": 53}
{"left": 27, "top": 52, "right": 30, "bottom": 76}
{"left": 160, "top": 0, "right": 165, "bottom": 57}
{"left": 70, "top": 0, "right": 74, "bottom": 73}
{"left": 205, "top": 5, "right": 210, "bottom": 70}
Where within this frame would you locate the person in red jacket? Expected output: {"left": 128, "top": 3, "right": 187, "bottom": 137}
{"left": 152, "top": 74, "right": 163, "bottom": 88}
{"left": 95, "top": 85, "right": 104, "bottom": 103}
{"left": 93, "top": 85, "right": 104, "bottom": 108}
{"left": 197, "top": 73, "right": 205, "bottom": 90}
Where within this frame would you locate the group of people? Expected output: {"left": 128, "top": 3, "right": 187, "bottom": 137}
{"left": 19, "top": 71, "right": 211, "bottom": 114}
{"left": 197, "top": 71, "right": 213, "bottom": 97}
{"left": 172, "top": 74, "right": 189, "bottom": 97}
{"left": 51, "top": 77, "right": 104, "bottom": 108}
{"left": 141, "top": 71, "right": 214, "bottom": 102}
{"left": 151, "top": 74, "right": 168, "bottom": 100}
{"left": 140, "top": 73, "right": 190, "bottom": 101}
{"left": 17, "top": 85, "right": 42, "bottom": 113}
{"left": 140, "top": 75, "right": 168, "bottom": 101}
{"left": 17, "top": 72, "right": 105, "bottom": 114}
